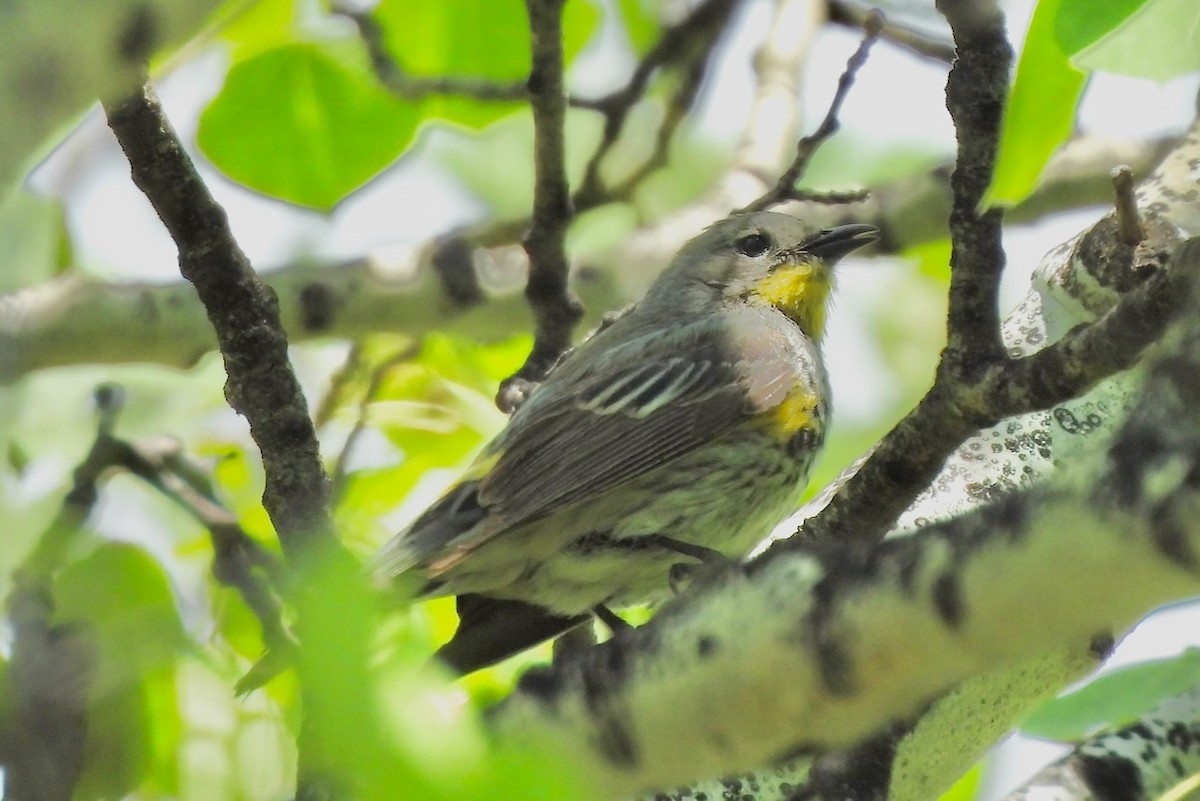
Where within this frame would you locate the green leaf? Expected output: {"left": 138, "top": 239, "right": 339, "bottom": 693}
{"left": 372, "top": 0, "right": 599, "bottom": 129}
{"left": 292, "top": 545, "right": 435, "bottom": 801}
{"left": 1072, "top": 0, "right": 1200, "bottom": 81}
{"left": 0, "top": 190, "right": 72, "bottom": 292}
{"left": 984, "top": 0, "right": 1086, "bottom": 208}
{"left": 937, "top": 763, "right": 982, "bottom": 801}
{"left": 334, "top": 335, "right": 528, "bottom": 556}
{"left": 199, "top": 43, "right": 420, "bottom": 210}
{"left": 1021, "top": 649, "right": 1200, "bottom": 740}
{"left": 1054, "top": 0, "right": 1149, "bottom": 54}
{"left": 55, "top": 544, "right": 187, "bottom": 799}
{"left": 55, "top": 544, "right": 187, "bottom": 695}
{"left": 215, "top": 0, "right": 299, "bottom": 56}
{"left": 436, "top": 111, "right": 604, "bottom": 216}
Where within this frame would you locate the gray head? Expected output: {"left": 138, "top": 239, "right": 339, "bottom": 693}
{"left": 642, "top": 211, "right": 878, "bottom": 338}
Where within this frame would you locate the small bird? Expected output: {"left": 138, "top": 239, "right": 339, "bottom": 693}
{"left": 372, "top": 212, "right": 877, "bottom": 673}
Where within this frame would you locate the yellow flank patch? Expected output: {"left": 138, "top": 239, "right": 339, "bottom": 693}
{"left": 766, "top": 387, "right": 819, "bottom": 435}
{"left": 754, "top": 261, "right": 831, "bottom": 338}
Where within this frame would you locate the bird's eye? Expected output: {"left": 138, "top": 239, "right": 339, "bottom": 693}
{"left": 734, "top": 232, "right": 772, "bottom": 257}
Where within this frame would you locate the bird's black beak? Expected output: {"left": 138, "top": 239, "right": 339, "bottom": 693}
{"left": 803, "top": 224, "right": 879, "bottom": 262}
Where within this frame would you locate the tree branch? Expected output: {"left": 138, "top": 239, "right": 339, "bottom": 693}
{"left": 101, "top": 82, "right": 334, "bottom": 557}
{"left": 1002, "top": 686, "right": 1200, "bottom": 801}
{"left": 497, "top": 0, "right": 583, "bottom": 412}
{"left": 740, "top": 11, "right": 882, "bottom": 212}
{"left": 490, "top": 241, "right": 1200, "bottom": 800}
{"left": 937, "top": 0, "right": 1010, "bottom": 370}
{"left": 572, "top": 0, "right": 739, "bottom": 209}
{"left": 0, "top": 133, "right": 1174, "bottom": 382}
{"left": 335, "top": 3, "right": 528, "bottom": 103}
{"left": 827, "top": 0, "right": 956, "bottom": 64}
{"left": 792, "top": 123, "right": 1197, "bottom": 550}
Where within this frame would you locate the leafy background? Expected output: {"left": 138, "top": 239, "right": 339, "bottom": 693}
{"left": 1, "top": 0, "right": 1198, "bottom": 798}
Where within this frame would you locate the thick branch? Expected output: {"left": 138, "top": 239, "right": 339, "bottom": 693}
{"left": 101, "top": 83, "right": 333, "bottom": 557}
{"left": 495, "top": 433, "right": 1200, "bottom": 798}
{"left": 1003, "top": 686, "right": 1200, "bottom": 801}
{"left": 492, "top": 242, "right": 1200, "bottom": 798}
{"left": 2, "top": 134, "right": 1166, "bottom": 382}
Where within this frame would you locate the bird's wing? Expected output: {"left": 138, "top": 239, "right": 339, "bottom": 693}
{"left": 372, "top": 307, "right": 818, "bottom": 579}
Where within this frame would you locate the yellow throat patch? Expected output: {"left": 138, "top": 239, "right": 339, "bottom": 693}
{"left": 754, "top": 260, "right": 832, "bottom": 339}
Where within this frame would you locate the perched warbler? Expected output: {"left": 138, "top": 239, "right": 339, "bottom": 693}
{"left": 372, "top": 211, "right": 877, "bottom": 672}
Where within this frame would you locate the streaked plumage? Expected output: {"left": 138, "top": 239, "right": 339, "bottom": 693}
{"left": 372, "top": 212, "right": 877, "bottom": 672}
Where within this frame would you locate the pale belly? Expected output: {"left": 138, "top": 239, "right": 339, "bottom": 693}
{"left": 427, "top": 431, "right": 819, "bottom": 615}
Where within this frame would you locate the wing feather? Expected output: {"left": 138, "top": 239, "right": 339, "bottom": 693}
{"left": 479, "top": 309, "right": 806, "bottom": 526}
{"left": 375, "top": 306, "right": 817, "bottom": 579}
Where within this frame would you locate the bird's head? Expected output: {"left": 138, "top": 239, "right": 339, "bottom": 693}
{"left": 650, "top": 212, "right": 878, "bottom": 339}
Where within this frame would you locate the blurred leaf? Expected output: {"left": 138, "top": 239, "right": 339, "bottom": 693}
{"left": 0, "top": 190, "right": 72, "bottom": 292}
{"left": 436, "top": 110, "right": 603, "bottom": 216}
{"left": 801, "top": 135, "right": 945, "bottom": 190}
{"left": 55, "top": 544, "right": 187, "bottom": 799}
{"left": 6, "top": 440, "right": 30, "bottom": 475}
{"left": 1071, "top": 0, "right": 1200, "bottom": 81}
{"left": 335, "top": 334, "right": 528, "bottom": 550}
{"left": 373, "top": 0, "right": 599, "bottom": 129}
{"left": 1054, "top": 0, "right": 1149, "bottom": 54}
{"left": 216, "top": 0, "right": 298, "bottom": 56}
{"left": 1021, "top": 649, "right": 1200, "bottom": 740}
{"left": 904, "top": 237, "right": 952, "bottom": 283}
{"left": 319, "top": 336, "right": 418, "bottom": 428}
{"left": 292, "top": 545, "right": 429, "bottom": 800}
{"left": 208, "top": 445, "right": 276, "bottom": 542}
{"left": 617, "top": 0, "right": 661, "bottom": 53}
{"left": 937, "top": 763, "right": 982, "bottom": 801}
{"left": 984, "top": 0, "right": 1085, "bottom": 208}
{"left": 568, "top": 203, "right": 640, "bottom": 257}
{"left": 199, "top": 42, "right": 420, "bottom": 210}
{"left": 212, "top": 583, "right": 268, "bottom": 661}
{"left": 55, "top": 544, "right": 186, "bottom": 697}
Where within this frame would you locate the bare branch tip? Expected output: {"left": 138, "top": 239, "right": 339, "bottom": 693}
{"left": 863, "top": 8, "right": 887, "bottom": 37}
{"left": 93, "top": 382, "right": 127, "bottom": 434}
{"left": 1111, "top": 165, "right": 1145, "bottom": 245}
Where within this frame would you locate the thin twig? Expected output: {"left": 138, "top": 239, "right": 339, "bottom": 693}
{"left": 20, "top": 385, "right": 295, "bottom": 683}
{"left": 497, "top": 0, "right": 583, "bottom": 413}
{"left": 601, "top": 60, "right": 707, "bottom": 204}
{"left": 329, "top": 341, "right": 421, "bottom": 499}
{"left": 336, "top": 5, "right": 529, "bottom": 103}
{"left": 125, "top": 438, "right": 293, "bottom": 654}
{"left": 740, "top": 11, "right": 884, "bottom": 213}
{"left": 573, "top": 0, "right": 739, "bottom": 209}
{"left": 102, "top": 82, "right": 335, "bottom": 557}
{"left": 1112, "top": 166, "right": 1145, "bottom": 245}
{"left": 828, "top": 0, "right": 956, "bottom": 63}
